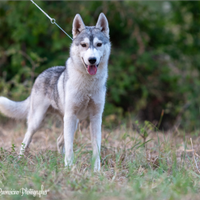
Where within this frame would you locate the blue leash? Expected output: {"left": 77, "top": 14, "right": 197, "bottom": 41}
{"left": 30, "top": 0, "right": 73, "bottom": 41}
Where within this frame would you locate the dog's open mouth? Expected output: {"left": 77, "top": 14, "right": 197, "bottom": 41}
{"left": 82, "top": 58, "right": 99, "bottom": 75}
{"left": 87, "top": 65, "right": 98, "bottom": 75}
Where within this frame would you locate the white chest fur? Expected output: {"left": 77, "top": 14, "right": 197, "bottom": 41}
{"left": 63, "top": 58, "right": 107, "bottom": 119}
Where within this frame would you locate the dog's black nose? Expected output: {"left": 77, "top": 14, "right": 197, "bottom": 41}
{"left": 88, "top": 57, "right": 96, "bottom": 64}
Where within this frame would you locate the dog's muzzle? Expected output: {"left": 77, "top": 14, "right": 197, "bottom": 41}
{"left": 81, "top": 58, "right": 100, "bottom": 75}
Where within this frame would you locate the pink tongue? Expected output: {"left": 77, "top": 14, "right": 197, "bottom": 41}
{"left": 88, "top": 65, "right": 97, "bottom": 75}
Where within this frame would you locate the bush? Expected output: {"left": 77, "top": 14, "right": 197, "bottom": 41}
{"left": 0, "top": 1, "right": 200, "bottom": 131}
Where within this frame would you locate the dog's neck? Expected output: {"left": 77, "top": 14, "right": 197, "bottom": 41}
{"left": 66, "top": 57, "right": 107, "bottom": 94}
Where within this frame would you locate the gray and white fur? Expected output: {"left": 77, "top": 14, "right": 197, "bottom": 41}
{"left": 0, "top": 13, "right": 111, "bottom": 171}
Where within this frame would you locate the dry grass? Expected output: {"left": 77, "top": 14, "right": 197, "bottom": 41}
{"left": 0, "top": 117, "right": 200, "bottom": 200}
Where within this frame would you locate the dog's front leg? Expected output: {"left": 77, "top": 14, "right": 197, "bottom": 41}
{"left": 90, "top": 115, "right": 102, "bottom": 171}
{"left": 63, "top": 113, "right": 77, "bottom": 167}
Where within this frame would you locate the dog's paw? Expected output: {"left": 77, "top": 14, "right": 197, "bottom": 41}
{"left": 64, "top": 157, "right": 73, "bottom": 169}
{"left": 18, "top": 154, "right": 24, "bottom": 160}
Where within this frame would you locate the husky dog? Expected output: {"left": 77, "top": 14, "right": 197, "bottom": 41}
{"left": 0, "top": 13, "right": 111, "bottom": 171}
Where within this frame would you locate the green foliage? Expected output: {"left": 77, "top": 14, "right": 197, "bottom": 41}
{"left": 1, "top": 1, "right": 200, "bottom": 131}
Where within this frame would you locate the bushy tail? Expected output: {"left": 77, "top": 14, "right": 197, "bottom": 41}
{"left": 0, "top": 96, "right": 30, "bottom": 119}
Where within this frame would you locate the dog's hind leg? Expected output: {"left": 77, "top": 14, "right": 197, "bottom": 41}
{"left": 57, "top": 133, "right": 64, "bottom": 154}
{"left": 19, "top": 100, "right": 50, "bottom": 156}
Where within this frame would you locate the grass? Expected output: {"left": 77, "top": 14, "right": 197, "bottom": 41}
{"left": 0, "top": 118, "right": 200, "bottom": 200}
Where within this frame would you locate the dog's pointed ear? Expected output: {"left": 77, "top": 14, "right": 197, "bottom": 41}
{"left": 96, "top": 13, "right": 109, "bottom": 38}
{"left": 72, "top": 14, "right": 85, "bottom": 38}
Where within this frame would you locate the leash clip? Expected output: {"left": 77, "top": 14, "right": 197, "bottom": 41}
{"left": 30, "top": 0, "right": 73, "bottom": 41}
{"left": 51, "top": 18, "right": 56, "bottom": 24}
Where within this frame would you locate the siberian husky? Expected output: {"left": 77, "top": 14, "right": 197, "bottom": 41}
{"left": 0, "top": 13, "right": 111, "bottom": 171}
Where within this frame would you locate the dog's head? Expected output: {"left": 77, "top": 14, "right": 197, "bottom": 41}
{"left": 70, "top": 13, "right": 111, "bottom": 76}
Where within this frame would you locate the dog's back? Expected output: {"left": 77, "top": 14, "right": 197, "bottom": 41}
{"left": 0, "top": 66, "right": 66, "bottom": 119}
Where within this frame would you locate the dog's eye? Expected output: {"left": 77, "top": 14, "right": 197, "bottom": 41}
{"left": 81, "top": 43, "right": 87, "bottom": 47}
{"left": 97, "top": 43, "right": 102, "bottom": 47}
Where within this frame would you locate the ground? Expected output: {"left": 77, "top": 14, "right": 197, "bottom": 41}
{"left": 0, "top": 117, "right": 200, "bottom": 200}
